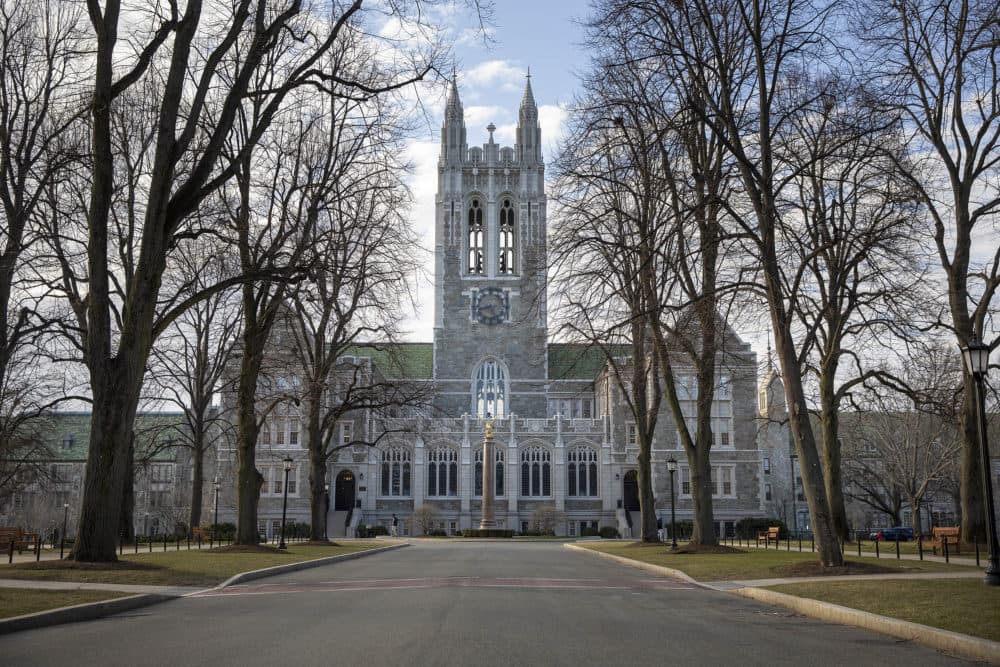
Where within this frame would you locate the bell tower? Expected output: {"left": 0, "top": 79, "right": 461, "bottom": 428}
{"left": 432, "top": 72, "right": 548, "bottom": 418}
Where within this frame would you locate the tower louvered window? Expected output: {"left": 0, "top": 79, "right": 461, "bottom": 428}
{"left": 499, "top": 199, "right": 515, "bottom": 274}
{"left": 468, "top": 199, "right": 484, "bottom": 274}
{"left": 474, "top": 359, "right": 506, "bottom": 418}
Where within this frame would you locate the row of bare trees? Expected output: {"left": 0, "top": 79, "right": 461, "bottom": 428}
{"left": 552, "top": 0, "right": 998, "bottom": 567}
{"left": 0, "top": 0, "right": 490, "bottom": 561}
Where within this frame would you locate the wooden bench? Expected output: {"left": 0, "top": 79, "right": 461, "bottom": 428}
{"left": 921, "top": 526, "right": 960, "bottom": 555}
{"left": 0, "top": 526, "right": 39, "bottom": 554}
{"left": 756, "top": 526, "right": 780, "bottom": 546}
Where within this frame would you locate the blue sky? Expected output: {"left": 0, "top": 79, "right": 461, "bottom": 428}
{"left": 401, "top": 1, "right": 591, "bottom": 340}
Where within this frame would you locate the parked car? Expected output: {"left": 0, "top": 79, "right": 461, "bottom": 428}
{"left": 876, "top": 526, "right": 914, "bottom": 542}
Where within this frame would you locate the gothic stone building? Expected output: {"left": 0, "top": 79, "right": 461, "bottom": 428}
{"left": 217, "top": 76, "right": 783, "bottom": 539}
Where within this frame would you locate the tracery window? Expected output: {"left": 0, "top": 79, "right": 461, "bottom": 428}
{"left": 520, "top": 446, "right": 551, "bottom": 497}
{"left": 474, "top": 448, "right": 505, "bottom": 497}
{"left": 567, "top": 446, "right": 598, "bottom": 497}
{"left": 468, "top": 199, "right": 484, "bottom": 274}
{"left": 499, "top": 199, "right": 515, "bottom": 274}
{"left": 380, "top": 446, "right": 411, "bottom": 496}
{"left": 474, "top": 358, "right": 506, "bottom": 418}
{"left": 427, "top": 447, "right": 459, "bottom": 497}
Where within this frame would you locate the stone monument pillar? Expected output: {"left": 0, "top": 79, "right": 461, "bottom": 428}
{"left": 480, "top": 420, "right": 496, "bottom": 529}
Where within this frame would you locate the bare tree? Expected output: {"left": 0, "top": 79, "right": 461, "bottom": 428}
{"left": 0, "top": 0, "right": 85, "bottom": 501}
{"left": 857, "top": 0, "right": 1000, "bottom": 542}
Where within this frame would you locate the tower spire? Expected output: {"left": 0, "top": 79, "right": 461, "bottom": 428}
{"left": 519, "top": 67, "right": 537, "bottom": 124}
{"left": 445, "top": 69, "right": 464, "bottom": 124}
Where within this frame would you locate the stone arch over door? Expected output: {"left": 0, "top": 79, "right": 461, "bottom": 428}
{"left": 623, "top": 470, "right": 640, "bottom": 512}
{"left": 335, "top": 469, "right": 356, "bottom": 511}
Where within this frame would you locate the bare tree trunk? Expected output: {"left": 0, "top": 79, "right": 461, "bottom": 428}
{"left": 306, "top": 388, "right": 327, "bottom": 541}
{"left": 819, "top": 370, "right": 849, "bottom": 541}
{"left": 234, "top": 336, "right": 264, "bottom": 544}
{"left": 959, "top": 381, "right": 985, "bottom": 541}
{"left": 189, "top": 418, "right": 205, "bottom": 531}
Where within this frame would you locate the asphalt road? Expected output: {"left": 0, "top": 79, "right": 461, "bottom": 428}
{"left": 0, "top": 541, "right": 975, "bottom": 666}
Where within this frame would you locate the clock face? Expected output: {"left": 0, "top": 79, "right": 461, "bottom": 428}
{"left": 474, "top": 287, "right": 507, "bottom": 325}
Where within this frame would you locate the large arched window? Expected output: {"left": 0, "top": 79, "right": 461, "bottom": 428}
{"left": 474, "top": 358, "right": 506, "bottom": 418}
{"left": 498, "top": 198, "right": 515, "bottom": 274}
{"left": 468, "top": 199, "right": 484, "bottom": 274}
{"left": 567, "top": 446, "right": 599, "bottom": 497}
{"left": 427, "top": 446, "right": 458, "bottom": 497}
{"left": 520, "top": 446, "right": 551, "bottom": 497}
{"left": 380, "top": 446, "right": 411, "bottom": 496}
{"left": 474, "top": 448, "right": 504, "bottom": 497}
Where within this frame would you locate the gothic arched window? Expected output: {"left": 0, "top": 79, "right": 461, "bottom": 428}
{"left": 567, "top": 446, "right": 599, "bottom": 497}
{"left": 474, "top": 358, "right": 506, "bottom": 419}
{"left": 468, "top": 199, "right": 484, "bottom": 274}
{"left": 427, "top": 446, "right": 458, "bottom": 497}
{"left": 499, "top": 199, "right": 515, "bottom": 274}
{"left": 380, "top": 446, "right": 411, "bottom": 496}
{"left": 520, "top": 446, "right": 551, "bottom": 497}
{"left": 474, "top": 447, "right": 505, "bottom": 497}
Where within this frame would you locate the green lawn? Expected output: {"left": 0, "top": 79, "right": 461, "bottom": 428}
{"left": 0, "top": 588, "right": 131, "bottom": 620}
{"left": 767, "top": 579, "right": 1000, "bottom": 643}
{"left": 0, "top": 542, "right": 384, "bottom": 587}
{"left": 579, "top": 542, "right": 978, "bottom": 581}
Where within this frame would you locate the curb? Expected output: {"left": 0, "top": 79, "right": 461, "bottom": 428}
{"left": 0, "top": 593, "right": 171, "bottom": 635}
{"left": 216, "top": 542, "right": 408, "bottom": 589}
{"left": 566, "top": 543, "right": 1000, "bottom": 664}
{"left": 0, "top": 542, "right": 406, "bottom": 635}
{"left": 732, "top": 586, "right": 1000, "bottom": 665}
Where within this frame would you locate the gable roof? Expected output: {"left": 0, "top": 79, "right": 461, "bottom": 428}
{"left": 343, "top": 342, "right": 433, "bottom": 379}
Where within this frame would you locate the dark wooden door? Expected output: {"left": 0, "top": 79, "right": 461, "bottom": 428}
{"left": 623, "top": 470, "right": 640, "bottom": 511}
{"left": 335, "top": 470, "right": 356, "bottom": 511}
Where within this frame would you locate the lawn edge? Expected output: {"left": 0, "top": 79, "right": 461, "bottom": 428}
{"left": 0, "top": 541, "right": 407, "bottom": 635}
{"left": 733, "top": 586, "right": 1000, "bottom": 664}
{"left": 567, "top": 542, "right": 1000, "bottom": 665}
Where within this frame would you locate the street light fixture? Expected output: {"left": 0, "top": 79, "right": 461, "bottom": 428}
{"left": 324, "top": 482, "right": 330, "bottom": 542}
{"left": 666, "top": 457, "right": 678, "bottom": 549}
{"left": 60, "top": 502, "right": 69, "bottom": 559}
{"left": 961, "top": 335, "right": 999, "bottom": 586}
{"left": 212, "top": 477, "right": 221, "bottom": 548}
{"left": 278, "top": 457, "right": 293, "bottom": 549}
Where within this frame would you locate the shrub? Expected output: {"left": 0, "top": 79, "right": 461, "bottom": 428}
{"left": 427, "top": 529, "right": 448, "bottom": 537}
{"left": 581, "top": 526, "right": 601, "bottom": 537}
{"left": 598, "top": 526, "right": 620, "bottom": 539}
{"left": 461, "top": 528, "right": 514, "bottom": 538}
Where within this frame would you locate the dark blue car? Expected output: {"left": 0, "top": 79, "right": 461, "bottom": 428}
{"left": 877, "top": 526, "right": 914, "bottom": 541}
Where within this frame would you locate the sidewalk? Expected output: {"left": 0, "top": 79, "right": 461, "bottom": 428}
{"left": 0, "top": 578, "right": 202, "bottom": 597}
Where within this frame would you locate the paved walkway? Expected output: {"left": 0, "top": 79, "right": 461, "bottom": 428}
{"left": 0, "top": 578, "right": 202, "bottom": 596}
{"left": 708, "top": 570, "right": 985, "bottom": 590}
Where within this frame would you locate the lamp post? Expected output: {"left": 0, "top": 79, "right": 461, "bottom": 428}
{"left": 666, "top": 457, "right": 678, "bottom": 549}
{"left": 60, "top": 502, "right": 69, "bottom": 559}
{"left": 961, "top": 336, "right": 999, "bottom": 585}
{"left": 278, "top": 457, "right": 293, "bottom": 549}
{"left": 212, "top": 477, "right": 221, "bottom": 547}
{"left": 324, "top": 482, "right": 330, "bottom": 542}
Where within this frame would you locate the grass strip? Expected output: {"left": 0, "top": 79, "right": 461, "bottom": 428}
{"left": 0, "top": 542, "right": 384, "bottom": 587}
{"left": 766, "top": 579, "right": 1000, "bottom": 643}
{"left": 578, "top": 542, "right": 978, "bottom": 581}
{"left": 0, "top": 588, "right": 131, "bottom": 620}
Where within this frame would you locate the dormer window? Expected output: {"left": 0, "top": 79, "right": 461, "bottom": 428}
{"left": 499, "top": 199, "right": 515, "bottom": 274}
{"left": 468, "top": 199, "right": 484, "bottom": 274}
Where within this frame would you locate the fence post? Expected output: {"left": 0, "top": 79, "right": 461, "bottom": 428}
{"left": 857, "top": 537, "right": 861, "bottom": 558}
{"left": 975, "top": 537, "right": 980, "bottom": 567}
{"left": 35, "top": 535, "right": 41, "bottom": 561}
{"left": 943, "top": 537, "right": 949, "bottom": 563}
{"left": 895, "top": 538, "right": 900, "bottom": 559}
{"left": 8, "top": 538, "right": 13, "bottom": 564}
{"left": 875, "top": 538, "right": 879, "bottom": 559}
{"left": 59, "top": 536, "right": 65, "bottom": 559}
{"left": 149, "top": 536, "right": 153, "bottom": 553}
{"left": 134, "top": 537, "right": 138, "bottom": 554}
{"left": 918, "top": 535, "right": 923, "bottom": 560}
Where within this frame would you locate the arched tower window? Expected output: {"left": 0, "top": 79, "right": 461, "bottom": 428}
{"left": 567, "top": 446, "right": 599, "bottom": 497}
{"left": 427, "top": 446, "right": 458, "bottom": 497}
{"left": 474, "top": 358, "right": 506, "bottom": 418}
{"left": 499, "top": 199, "right": 515, "bottom": 274}
{"left": 474, "top": 448, "right": 505, "bottom": 497}
{"left": 380, "top": 446, "right": 411, "bottom": 496}
{"left": 468, "top": 199, "right": 484, "bottom": 274}
{"left": 520, "top": 446, "right": 551, "bottom": 497}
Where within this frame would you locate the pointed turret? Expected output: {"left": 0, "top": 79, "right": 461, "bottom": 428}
{"left": 516, "top": 68, "right": 542, "bottom": 167}
{"left": 440, "top": 71, "right": 467, "bottom": 165}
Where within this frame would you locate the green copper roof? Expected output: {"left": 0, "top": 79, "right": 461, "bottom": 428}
{"left": 33, "top": 412, "right": 188, "bottom": 462}
{"left": 345, "top": 342, "right": 433, "bottom": 379}
{"left": 548, "top": 343, "right": 627, "bottom": 381}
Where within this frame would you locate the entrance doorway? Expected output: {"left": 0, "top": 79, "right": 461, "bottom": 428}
{"left": 335, "top": 470, "right": 356, "bottom": 511}
{"left": 623, "top": 470, "right": 640, "bottom": 511}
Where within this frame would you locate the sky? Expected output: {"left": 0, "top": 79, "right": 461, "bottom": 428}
{"left": 399, "top": 1, "right": 590, "bottom": 342}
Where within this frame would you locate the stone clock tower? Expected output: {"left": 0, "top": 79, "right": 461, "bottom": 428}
{"left": 432, "top": 73, "right": 548, "bottom": 418}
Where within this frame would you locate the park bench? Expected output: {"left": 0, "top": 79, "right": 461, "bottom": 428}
{"left": 756, "top": 526, "right": 780, "bottom": 546}
{"left": 921, "top": 526, "right": 960, "bottom": 555}
{"left": 0, "top": 526, "right": 39, "bottom": 553}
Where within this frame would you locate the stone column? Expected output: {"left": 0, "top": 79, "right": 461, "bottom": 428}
{"left": 480, "top": 420, "right": 496, "bottom": 529}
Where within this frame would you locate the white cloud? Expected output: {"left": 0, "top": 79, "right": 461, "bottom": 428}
{"left": 538, "top": 103, "right": 568, "bottom": 164}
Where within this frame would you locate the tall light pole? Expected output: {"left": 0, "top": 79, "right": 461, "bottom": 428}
{"left": 279, "top": 457, "right": 293, "bottom": 549}
{"left": 60, "top": 502, "right": 69, "bottom": 559}
{"left": 323, "top": 482, "right": 330, "bottom": 542}
{"left": 961, "top": 336, "right": 999, "bottom": 586}
{"left": 666, "top": 457, "right": 678, "bottom": 549}
{"left": 212, "top": 477, "right": 221, "bottom": 547}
